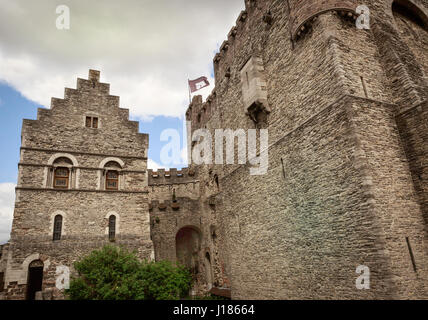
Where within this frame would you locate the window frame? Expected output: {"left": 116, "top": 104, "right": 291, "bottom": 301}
{"left": 85, "top": 116, "right": 99, "bottom": 129}
{"left": 108, "top": 215, "right": 116, "bottom": 241}
{"left": 53, "top": 167, "right": 70, "bottom": 189}
{"left": 53, "top": 215, "right": 63, "bottom": 241}
{"left": 105, "top": 170, "right": 119, "bottom": 190}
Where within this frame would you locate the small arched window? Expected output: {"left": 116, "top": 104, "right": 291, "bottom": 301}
{"left": 106, "top": 171, "right": 119, "bottom": 190}
{"left": 108, "top": 215, "right": 116, "bottom": 241}
{"left": 53, "top": 215, "right": 63, "bottom": 241}
{"left": 104, "top": 161, "right": 121, "bottom": 190}
{"left": 52, "top": 157, "right": 73, "bottom": 189}
{"left": 54, "top": 167, "right": 69, "bottom": 189}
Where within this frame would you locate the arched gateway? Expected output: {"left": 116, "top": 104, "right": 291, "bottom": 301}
{"left": 26, "top": 260, "right": 44, "bottom": 300}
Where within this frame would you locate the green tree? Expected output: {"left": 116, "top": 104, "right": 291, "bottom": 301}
{"left": 66, "top": 245, "right": 192, "bottom": 300}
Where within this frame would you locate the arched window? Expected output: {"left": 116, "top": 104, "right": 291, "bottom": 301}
{"left": 54, "top": 167, "right": 69, "bottom": 189}
{"left": 106, "top": 170, "right": 119, "bottom": 190}
{"left": 104, "top": 161, "right": 121, "bottom": 190}
{"left": 108, "top": 215, "right": 116, "bottom": 241}
{"left": 53, "top": 215, "right": 63, "bottom": 241}
{"left": 52, "top": 157, "right": 73, "bottom": 189}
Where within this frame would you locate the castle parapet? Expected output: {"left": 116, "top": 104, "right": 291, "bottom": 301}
{"left": 186, "top": 93, "right": 218, "bottom": 130}
{"left": 148, "top": 168, "right": 197, "bottom": 186}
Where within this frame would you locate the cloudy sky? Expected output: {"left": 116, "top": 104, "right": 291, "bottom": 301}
{"left": 0, "top": 0, "right": 245, "bottom": 244}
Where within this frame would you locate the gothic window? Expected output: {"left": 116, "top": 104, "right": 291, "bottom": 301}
{"left": 53, "top": 215, "right": 63, "bottom": 241}
{"left": 85, "top": 116, "right": 99, "bottom": 128}
{"left": 54, "top": 167, "right": 69, "bottom": 189}
{"left": 106, "top": 170, "right": 119, "bottom": 190}
{"left": 108, "top": 215, "right": 116, "bottom": 241}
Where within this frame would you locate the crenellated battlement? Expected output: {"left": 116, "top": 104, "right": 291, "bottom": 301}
{"left": 186, "top": 93, "right": 218, "bottom": 130}
{"left": 212, "top": 8, "right": 251, "bottom": 81}
{"left": 185, "top": 0, "right": 274, "bottom": 128}
{"left": 212, "top": 0, "right": 277, "bottom": 80}
{"left": 148, "top": 168, "right": 197, "bottom": 186}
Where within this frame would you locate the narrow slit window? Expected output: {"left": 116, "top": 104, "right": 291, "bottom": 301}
{"left": 109, "top": 215, "right": 116, "bottom": 241}
{"left": 406, "top": 237, "right": 417, "bottom": 272}
{"left": 360, "top": 76, "right": 369, "bottom": 98}
{"left": 0, "top": 272, "right": 4, "bottom": 292}
{"left": 53, "top": 215, "right": 63, "bottom": 241}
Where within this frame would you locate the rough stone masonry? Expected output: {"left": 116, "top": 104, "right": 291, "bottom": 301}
{"left": 0, "top": 0, "right": 427, "bottom": 300}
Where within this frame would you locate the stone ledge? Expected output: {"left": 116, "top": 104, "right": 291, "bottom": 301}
{"left": 17, "top": 163, "right": 147, "bottom": 174}
{"left": 20, "top": 147, "right": 148, "bottom": 160}
{"left": 15, "top": 187, "right": 149, "bottom": 194}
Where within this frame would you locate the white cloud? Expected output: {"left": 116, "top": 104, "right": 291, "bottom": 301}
{"left": 0, "top": 0, "right": 245, "bottom": 119}
{"left": 147, "top": 159, "right": 163, "bottom": 171}
{"left": 0, "top": 183, "right": 15, "bottom": 244}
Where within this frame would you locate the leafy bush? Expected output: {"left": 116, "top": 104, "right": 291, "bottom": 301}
{"left": 66, "top": 245, "right": 192, "bottom": 300}
{"left": 139, "top": 260, "right": 192, "bottom": 300}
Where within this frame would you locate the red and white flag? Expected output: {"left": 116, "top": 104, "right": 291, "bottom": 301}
{"left": 188, "top": 76, "right": 210, "bottom": 93}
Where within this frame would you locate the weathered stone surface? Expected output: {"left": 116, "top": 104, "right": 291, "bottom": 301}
{"left": 2, "top": 0, "right": 427, "bottom": 300}
{"left": 2, "top": 70, "right": 154, "bottom": 300}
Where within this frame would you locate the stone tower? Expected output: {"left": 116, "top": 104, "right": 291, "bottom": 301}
{"left": 1, "top": 70, "right": 154, "bottom": 299}
{"left": 1, "top": 0, "right": 427, "bottom": 300}
{"left": 184, "top": 0, "right": 427, "bottom": 299}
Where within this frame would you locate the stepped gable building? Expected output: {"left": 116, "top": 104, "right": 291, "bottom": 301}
{"left": 0, "top": 70, "right": 154, "bottom": 300}
{"left": 1, "top": 0, "right": 427, "bottom": 299}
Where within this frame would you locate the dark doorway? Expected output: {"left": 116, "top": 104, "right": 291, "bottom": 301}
{"left": 176, "top": 226, "right": 201, "bottom": 275}
{"left": 26, "top": 260, "right": 44, "bottom": 300}
{"left": 0, "top": 272, "right": 4, "bottom": 292}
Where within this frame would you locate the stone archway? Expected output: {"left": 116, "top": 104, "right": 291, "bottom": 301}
{"left": 26, "top": 260, "right": 44, "bottom": 300}
{"left": 175, "top": 226, "right": 201, "bottom": 275}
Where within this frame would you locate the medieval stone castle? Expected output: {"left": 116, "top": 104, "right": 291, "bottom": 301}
{"left": 0, "top": 0, "right": 427, "bottom": 300}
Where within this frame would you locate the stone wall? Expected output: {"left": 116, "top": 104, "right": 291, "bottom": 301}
{"left": 3, "top": 0, "right": 427, "bottom": 300}
{"left": 3, "top": 70, "right": 154, "bottom": 300}
{"left": 148, "top": 165, "right": 230, "bottom": 296}
{"left": 186, "top": 0, "right": 427, "bottom": 299}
